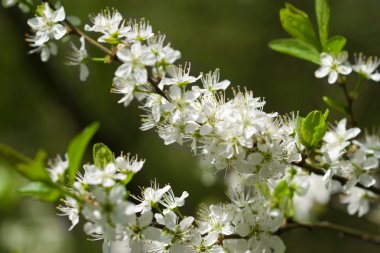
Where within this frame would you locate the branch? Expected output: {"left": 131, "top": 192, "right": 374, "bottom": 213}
{"left": 278, "top": 220, "right": 380, "bottom": 246}
{"left": 295, "top": 160, "right": 380, "bottom": 196}
{"left": 338, "top": 79, "right": 357, "bottom": 127}
{"left": 152, "top": 219, "right": 380, "bottom": 246}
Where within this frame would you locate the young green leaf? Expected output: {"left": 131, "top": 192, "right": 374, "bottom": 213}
{"left": 323, "top": 96, "right": 349, "bottom": 116}
{"left": 269, "top": 38, "right": 321, "bottom": 64}
{"left": 67, "top": 122, "right": 99, "bottom": 184}
{"left": 18, "top": 181, "right": 61, "bottom": 202}
{"left": 325, "top": 35, "right": 346, "bottom": 54}
{"left": 272, "top": 179, "right": 295, "bottom": 217}
{"left": 280, "top": 3, "right": 319, "bottom": 49}
{"left": 315, "top": 0, "right": 330, "bottom": 46}
{"left": 0, "top": 145, "right": 50, "bottom": 182}
{"left": 93, "top": 143, "right": 114, "bottom": 169}
{"left": 299, "top": 110, "right": 329, "bottom": 150}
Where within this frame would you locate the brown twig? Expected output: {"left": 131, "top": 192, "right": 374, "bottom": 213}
{"left": 277, "top": 220, "right": 380, "bottom": 246}
{"left": 295, "top": 159, "right": 380, "bottom": 196}
{"left": 151, "top": 219, "right": 380, "bottom": 246}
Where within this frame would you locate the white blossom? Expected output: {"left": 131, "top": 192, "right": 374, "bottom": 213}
{"left": 27, "top": 3, "right": 66, "bottom": 45}
{"left": 315, "top": 52, "right": 352, "bottom": 84}
{"left": 352, "top": 53, "right": 380, "bottom": 82}
{"left": 47, "top": 154, "right": 68, "bottom": 183}
{"left": 115, "top": 42, "right": 156, "bottom": 83}
{"left": 66, "top": 36, "right": 89, "bottom": 81}
{"left": 84, "top": 8, "right": 130, "bottom": 43}
{"left": 58, "top": 197, "right": 80, "bottom": 230}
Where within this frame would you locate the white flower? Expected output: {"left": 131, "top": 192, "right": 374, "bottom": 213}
{"left": 159, "top": 64, "right": 201, "bottom": 88}
{"left": 147, "top": 34, "right": 181, "bottom": 74}
{"left": 125, "top": 19, "right": 154, "bottom": 43}
{"left": 352, "top": 53, "right": 380, "bottom": 82}
{"left": 115, "top": 153, "right": 145, "bottom": 174}
{"left": 323, "top": 118, "right": 360, "bottom": 157}
{"left": 160, "top": 85, "right": 201, "bottom": 124}
{"left": 66, "top": 36, "right": 89, "bottom": 81}
{"left": 83, "top": 163, "right": 125, "bottom": 187}
{"left": 84, "top": 8, "right": 130, "bottom": 43}
{"left": 27, "top": 3, "right": 66, "bottom": 45}
{"left": 154, "top": 211, "right": 194, "bottom": 235}
{"left": 354, "top": 130, "right": 380, "bottom": 159}
{"left": 47, "top": 154, "right": 68, "bottom": 182}
{"left": 111, "top": 76, "right": 146, "bottom": 107}
{"left": 345, "top": 149, "right": 378, "bottom": 190}
{"left": 159, "top": 189, "right": 189, "bottom": 210}
{"left": 190, "top": 231, "right": 219, "bottom": 252}
{"left": 133, "top": 181, "right": 171, "bottom": 213}
{"left": 26, "top": 35, "right": 57, "bottom": 62}
{"left": 341, "top": 187, "right": 373, "bottom": 217}
{"left": 201, "top": 69, "right": 230, "bottom": 92}
{"left": 58, "top": 197, "right": 80, "bottom": 230}
{"left": 315, "top": 52, "right": 352, "bottom": 84}
{"left": 115, "top": 42, "right": 156, "bottom": 82}
{"left": 126, "top": 211, "right": 153, "bottom": 240}
{"left": 198, "top": 204, "right": 235, "bottom": 236}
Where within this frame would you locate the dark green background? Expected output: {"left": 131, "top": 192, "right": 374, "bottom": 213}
{"left": 0, "top": 0, "right": 380, "bottom": 252}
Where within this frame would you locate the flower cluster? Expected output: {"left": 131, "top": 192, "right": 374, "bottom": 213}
{"left": 315, "top": 51, "right": 380, "bottom": 84}
{"left": 26, "top": 3, "right": 66, "bottom": 62}
{"left": 79, "top": 7, "right": 380, "bottom": 226}
{"left": 7, "top": 2, "right": 380, "bottom": 253}
{"left": 49, "top": 144, "right": 285, "bottom": 253}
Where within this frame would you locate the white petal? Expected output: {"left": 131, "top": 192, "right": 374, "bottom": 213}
{"left": 314, "top": 66, "right": 330, "bottom": 78}
{"left": 53, "top": 24, "right": 66, "bottom": 40}
{"left": 337, "top": 65, "right": 352, "bottom": 75}
{"left": 204, "top": 232, "right": 218, "bottom": 247}
{"left": 52, "top": 7, "right": 65, "bottom": 22}
{"left": 321, "top": 53, "right": 333, "bottom": 66}
{"left": 117, "top": 48, "right": 132, "bottom": 63}
{"left": 214, "top": 80, "right": 230, "bottom": 90}
{"left": 363, "top": 157, "right": 378, "bottom": 170}
{"left": 247, "top": 152, "right": 264, "bottom": 166}
{"left": 115, "top": 63, "right": 132, "bottom": 77}
{"left": 179, "top": 216, "right": 194, "bottom": 231}
{"left": 328, "top": 71, "right": 338, "bottom": 84}
{"left": 79, "top": 64, "right": 89, "bottom": 81}
{"left": 27, "top": 17, "right": 44, "bottom": 30}
{"left": 200, "top": 124, "right": 212, "bottom": 136}
{"left": 358, "top": 174, "right": 376, "bottom": 187}
{"left": 370, "top": 72, "right": 380, "bottom": 82}
{"left": 344, "top": 128, "right": 361, "bottom": 140}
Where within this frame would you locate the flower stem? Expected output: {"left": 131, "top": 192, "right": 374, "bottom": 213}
{"left": 338, "top": 79, "right": 356, "bottom": 127}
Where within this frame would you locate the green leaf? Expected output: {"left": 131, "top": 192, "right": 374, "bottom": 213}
{"left": 323, "top": 96, "right": 349, "bottom": 116}
{"left": 325, "top": 35, "right": 346, "bottom": 54}
{"left": 0, "top": 145, "right": 50, "bottom": 182}
{"left": 299, "top": 110, "right": 329, "bottom": 150}
{"left": 67, "top": 122, "right": 99, "bottom": 184}
{"left": 315, "top": 0, "right": 330, "bottom": 46}
{"left": 269, "top": 38, "right": 321, "bottom": 64}
{"left": 18, "top": 182, "right": 60, "bottom": 202}
{"left": 0, "top": 144, "right": 31, "bottom": 166}
{"left": 272, "top": 179, "right": 295, "bottom": 217}
{"left": 93, "top": 143, "right": 114, "bottom": 169}
{"left": 280, "top": 3, "right": 319, "bottom": 49}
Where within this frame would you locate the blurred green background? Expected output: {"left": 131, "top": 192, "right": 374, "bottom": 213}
{"left": 1, "top": 0, "right": 380, "bottom": 252}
